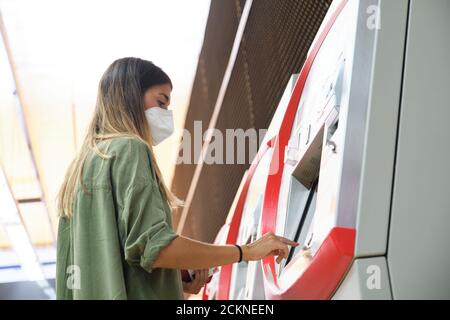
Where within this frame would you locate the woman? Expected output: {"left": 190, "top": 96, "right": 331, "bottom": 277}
{"left": 56, "top": 57, "right": 298, "bottom": 300}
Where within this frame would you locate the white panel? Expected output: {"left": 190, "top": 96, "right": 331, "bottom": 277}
{"left": 388, "top": 0, "right": 450, "bottom": 299}
{"left": 354, "top": 0, "right": 409, "bottom": 257}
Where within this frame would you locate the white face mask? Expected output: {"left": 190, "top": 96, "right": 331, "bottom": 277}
{"left": 144, "top": 107, "right": 174, "bottom": 146}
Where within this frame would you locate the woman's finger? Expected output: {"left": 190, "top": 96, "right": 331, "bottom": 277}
{"left": 283, "top": 245, "right": 289, "bottom": 258}
{"left": 268, "top": 249, "right": 281, "bottom": 264}
{"left": 277, "top": 250, "right": 283, "bottom": 264}
{"left": 277, "top": 249, "right": 286, "bottom": 263}
{"left": 275, "top": 242, "right": 289, "bottom": 257}
{"left": 272, "top": 244, "right": 289, "bottom": 263}
{"left": 274, "top": 235, "right": 299, "bottom": 246}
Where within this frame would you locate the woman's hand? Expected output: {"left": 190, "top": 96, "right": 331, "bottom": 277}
{"left": 182, "top": 269, "right": 209, "bottom": 295}
{"left": 242, "top": 232, "right": 299, "bottom": 264}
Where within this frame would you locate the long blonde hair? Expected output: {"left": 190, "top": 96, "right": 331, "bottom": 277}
{"left": 57, "top": 57, "right": 182, "bottom": 218}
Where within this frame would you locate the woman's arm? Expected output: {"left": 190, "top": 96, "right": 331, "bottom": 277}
{"left": 153, "top": 232, "right": 299, "bottom": 270}
{"left": 153, "top": 236, "right": 242, "bottom": 269}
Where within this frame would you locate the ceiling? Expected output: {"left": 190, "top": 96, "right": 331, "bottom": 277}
{"left": 0, "top": 0, "right": 210, "bottom": 251}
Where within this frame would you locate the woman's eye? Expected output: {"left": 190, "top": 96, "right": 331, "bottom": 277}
{"left": 158, "top": 101, "right": 165, "bottom": 108}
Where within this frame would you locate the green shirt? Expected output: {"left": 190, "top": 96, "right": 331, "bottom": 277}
{"left": 56, "top": 137, "right": 184, "bottom": 300}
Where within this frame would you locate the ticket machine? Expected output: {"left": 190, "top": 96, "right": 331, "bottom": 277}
{"left": 204, "top": 0, "right": 450, "bottom": 300}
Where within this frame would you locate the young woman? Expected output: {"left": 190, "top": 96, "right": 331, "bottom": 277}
{"left": 56, "top": 57, "right": 298, "bottom": 300}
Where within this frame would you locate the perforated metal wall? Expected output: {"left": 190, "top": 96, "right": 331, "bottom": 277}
{"left": 172, "top": 0, "right": 333, "bottom": 242}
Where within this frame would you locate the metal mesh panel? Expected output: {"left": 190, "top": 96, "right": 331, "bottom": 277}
{"left": 172, "top": 0, "right": 333, "bottom": 241}
{"left": 171, "top": 0, "right": 244, "bottom": 197}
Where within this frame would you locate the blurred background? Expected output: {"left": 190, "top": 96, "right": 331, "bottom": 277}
{"left": 0, "top": 0, "right": 210, "bottom": 299}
